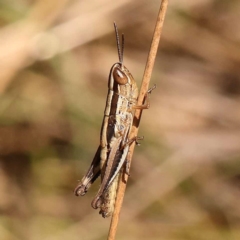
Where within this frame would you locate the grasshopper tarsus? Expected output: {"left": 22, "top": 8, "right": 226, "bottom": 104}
{"left": 74, "top": 184, "right": 87, "bottom": 196}
{"left": 133, "top": 84, "right": 156, "bottom": 110}
{"left": 135, "top": 136, "right": 144, "bottom": 145}
{"left": 140, "top": 85, "right": 156, "bottom": 109}
{"left": 91, "top": 196, "right": 102, "bottom": 209}
{"left": 148, "top": 84, "right": 157, "bottom": 94}
{"left": 128, "top": 136, "right": 144, "bottom": 146}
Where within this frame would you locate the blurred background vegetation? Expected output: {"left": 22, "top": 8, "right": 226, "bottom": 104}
{"left": 0, "top": 0, "right": 240, "bottom": 239}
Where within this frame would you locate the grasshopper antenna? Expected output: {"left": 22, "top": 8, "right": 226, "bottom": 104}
{"left": 113, "top": 22, "right": 124, "bottom": 69}
{"left": 121, "top": 33, "right": 124, "bottom": 67}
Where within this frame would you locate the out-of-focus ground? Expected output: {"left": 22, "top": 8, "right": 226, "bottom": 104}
{"left": 0, "top": 0, "right": 240, "bottom": 239}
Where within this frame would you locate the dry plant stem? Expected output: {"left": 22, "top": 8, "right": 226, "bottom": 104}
{"left": 107, "top": 0, "right": 169, "bottom": 239}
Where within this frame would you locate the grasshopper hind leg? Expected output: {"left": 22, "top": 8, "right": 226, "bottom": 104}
{"left": 74, "top": 146, "right": 101, "bottom": 196}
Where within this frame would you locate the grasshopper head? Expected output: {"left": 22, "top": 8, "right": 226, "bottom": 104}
{"left": 113, "top": 64, "right": 129, "bottom": 85}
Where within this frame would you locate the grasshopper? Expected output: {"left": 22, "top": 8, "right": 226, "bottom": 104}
{"left": 74, "top": 23, "right": 155, "bottom": 217}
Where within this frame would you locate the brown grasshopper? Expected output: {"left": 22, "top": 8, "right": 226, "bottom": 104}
{"left": 74, "top": 23, "right": 155, "bottom": 217}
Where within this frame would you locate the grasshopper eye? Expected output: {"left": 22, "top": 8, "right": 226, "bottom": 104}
{"left": 113, "top": 68, "right": 128, "bottom": 85}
